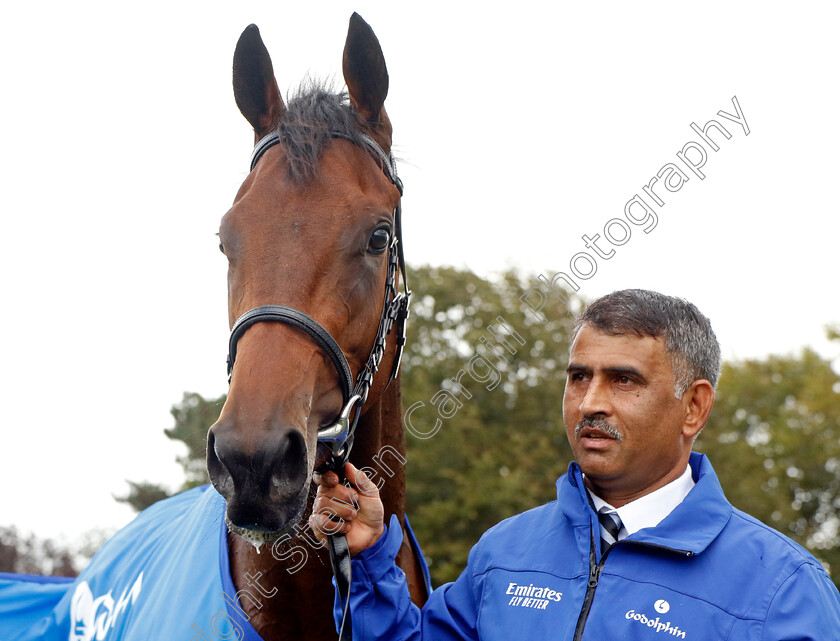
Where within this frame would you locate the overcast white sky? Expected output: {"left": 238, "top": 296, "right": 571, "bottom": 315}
{"left": 1, "top": 1, "right": 838, "bottom": 544}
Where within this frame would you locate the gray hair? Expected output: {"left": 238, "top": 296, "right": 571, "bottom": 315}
{"left": 571, "top": 289, "right": 721, "bottom": 397}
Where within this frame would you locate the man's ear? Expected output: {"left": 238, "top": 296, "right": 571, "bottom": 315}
{"left": 681, "top": 380, "right": 715, "bottom": 440}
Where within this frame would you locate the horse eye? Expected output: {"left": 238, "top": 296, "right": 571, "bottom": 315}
{"left": 219, "top": 242, "right": 226, "bottom": 255}
{"left": 367, "top": 227, "right": 390, "bottom": 254}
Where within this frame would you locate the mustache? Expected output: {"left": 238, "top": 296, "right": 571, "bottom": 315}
{"left": 574, "top": 417, "right": 623, "bottom": 441}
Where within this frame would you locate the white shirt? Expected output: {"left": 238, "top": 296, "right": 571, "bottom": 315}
{"left": 587, "top": 464, "right": 695, "bottom": 539}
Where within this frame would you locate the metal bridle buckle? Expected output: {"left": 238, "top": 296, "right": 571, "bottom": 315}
{"left": 317, "top": 393, "right": 362, "bottom": 450}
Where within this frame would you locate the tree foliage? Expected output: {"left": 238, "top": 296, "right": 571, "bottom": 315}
{"left": 401, "top": 266, "right": 578, "bottom": 583}
{"left": 0, "top": 527, "right": 78, "bottom": 577}
{"left": 116, "top": 481, "right": 173, "bottom": 514}
{"left": 695, "top": 349, "right": 840, "bottom": 577}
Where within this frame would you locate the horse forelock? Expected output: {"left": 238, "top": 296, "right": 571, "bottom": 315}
{"left": 277, "top": 78, "right": 370, "bottom": 183}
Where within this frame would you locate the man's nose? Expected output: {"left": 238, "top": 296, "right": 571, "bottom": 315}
{"left": 579, "top": 378, "right": 612, "bottom": 416}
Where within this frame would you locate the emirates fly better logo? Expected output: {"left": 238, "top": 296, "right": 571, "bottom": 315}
{"left": 505, "top": 582, "right": 563, "bottom": 611}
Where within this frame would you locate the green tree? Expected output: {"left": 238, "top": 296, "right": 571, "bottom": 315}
{"left": 402, "top": 266, "right": 579, "bottom": 583}
{"left": 695, "top": 348, "right": 840, "bottom": 576}
{"left": 0, "top": 526, "right": 78, "bottom": 577}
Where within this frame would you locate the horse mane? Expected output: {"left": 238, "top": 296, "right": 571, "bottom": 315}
{"left": 278, "top": 79, "right": 369, "bottom": 182}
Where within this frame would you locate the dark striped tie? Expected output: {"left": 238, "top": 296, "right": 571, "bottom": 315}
{"left": 598, "top": 507, "right": 623, "bottom": 553}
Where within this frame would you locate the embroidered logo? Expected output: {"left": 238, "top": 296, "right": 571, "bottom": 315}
{"left": 505, "top": 582, "right": 563, "bottom": 610}
{"left": 654, "top": 599, "right": 670, "bottom": 614}
{"left": 625, "top": 600, "right": 686, "bottom": 639}
{"left": 69, "top": 572, "right": 143, "bottom": 641}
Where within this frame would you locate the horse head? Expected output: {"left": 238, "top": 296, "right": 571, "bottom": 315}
{"left": 207, "top": 14, "right": 406, "bottom": 544}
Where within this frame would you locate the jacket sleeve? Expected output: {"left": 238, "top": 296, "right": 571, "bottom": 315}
{"left": 762, "top": 560, "right": 840, "bottom": 641}
{"left": 333, "top": 514, "right": 481, "bottom": 641}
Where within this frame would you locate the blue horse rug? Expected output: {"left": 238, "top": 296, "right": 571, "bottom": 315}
{"left": 0, "top": 486, "right": 429, "bottom": 640}
{"left": 1, "top": 485, "right": 407, "bottom": 640}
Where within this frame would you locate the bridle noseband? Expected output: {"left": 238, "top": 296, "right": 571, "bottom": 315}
{"left": 225, "top": 129, "right": 410, "bottom": 475}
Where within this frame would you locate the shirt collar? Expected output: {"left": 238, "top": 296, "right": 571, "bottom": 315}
{"left": 587, "top": 464, "right": 695, "bottom": 538}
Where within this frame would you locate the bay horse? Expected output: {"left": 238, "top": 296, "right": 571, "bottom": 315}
{"left": 207, "top": 13, "right": 428, "bottom": 639}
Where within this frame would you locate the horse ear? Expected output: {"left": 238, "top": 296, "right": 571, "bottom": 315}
{"left": 343, "top": 13, "right": 389, "bottom": 126}
{"left": 233, "top": 24, "right": 285, "bottom": 139}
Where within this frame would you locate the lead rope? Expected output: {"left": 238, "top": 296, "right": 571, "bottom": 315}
{"left": 329, "top": 465, "right": 354, "bottom": 641}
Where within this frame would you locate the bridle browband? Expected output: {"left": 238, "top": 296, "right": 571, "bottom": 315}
{"left": 225, "top": 128, "right": 411, "bottom": 475}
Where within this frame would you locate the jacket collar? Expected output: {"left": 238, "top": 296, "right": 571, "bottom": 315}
{"left": 558, "top": 452, "right": 732, "bottom": 556}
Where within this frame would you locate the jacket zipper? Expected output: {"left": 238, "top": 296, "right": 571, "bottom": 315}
{"left": 572, "top": 536, "right": 608, "bottom": 641}
{"left": 571, "top": 538, "right": 694, "bottom": 641}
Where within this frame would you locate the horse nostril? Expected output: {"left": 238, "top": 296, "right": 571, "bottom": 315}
{"left": 269, "top": 429, "right": 308, "bottom": 494}
{"left": 206, "top": 428, "right": 234, "bottom": 498}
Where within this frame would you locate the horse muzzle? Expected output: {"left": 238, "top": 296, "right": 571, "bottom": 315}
{"left": 206, "top": 419, "right": 311, "bottom": 537}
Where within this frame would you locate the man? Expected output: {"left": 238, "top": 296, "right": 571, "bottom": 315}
{"left": 311, "top": 289, "right": 840, "bottom": 640}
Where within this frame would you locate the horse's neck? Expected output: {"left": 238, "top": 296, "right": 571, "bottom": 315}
{"left": 228, "top": 380, "right": 411, "bottom": 640}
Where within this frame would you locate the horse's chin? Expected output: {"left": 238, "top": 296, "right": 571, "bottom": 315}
{"left": 226, "top": 516, "right": 291, "bottom": 548}
{"left": 223, "top": 484, "right": 310, "bottom": 547}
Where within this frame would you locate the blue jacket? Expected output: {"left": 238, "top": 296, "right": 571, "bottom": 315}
{"left": 336, "top": 453, "right": 840, "bottom": 640}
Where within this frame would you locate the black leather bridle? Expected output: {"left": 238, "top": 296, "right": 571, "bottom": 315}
{"left": 225, "top": 128, "right": 410, "bottom": 641}
{"left": 226, "top": 129, "right": 410, "bottom": 474}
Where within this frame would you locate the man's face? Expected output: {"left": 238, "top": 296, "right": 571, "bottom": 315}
{"left": 563, "top": 325, "right": 695, "bottom": 505}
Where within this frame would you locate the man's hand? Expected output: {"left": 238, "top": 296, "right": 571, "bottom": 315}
{"left": 310, "top": 462, "right": 385, "bottom": 556}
